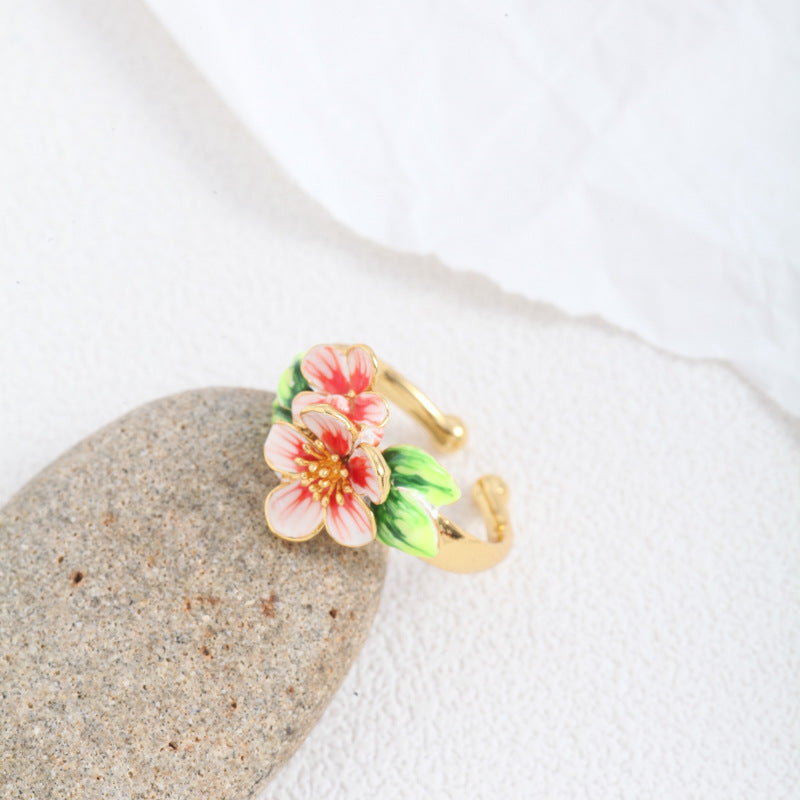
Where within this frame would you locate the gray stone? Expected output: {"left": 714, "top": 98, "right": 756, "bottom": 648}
{"left": 0, "top": 389, "right": 387, "bottom": 799}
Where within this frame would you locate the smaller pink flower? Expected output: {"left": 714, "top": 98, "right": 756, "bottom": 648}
{"left": 292, "top": 344, "right": 389, "bottom": 446}
{"left": 264, "top": 403, "right": 390, "bottom": 546}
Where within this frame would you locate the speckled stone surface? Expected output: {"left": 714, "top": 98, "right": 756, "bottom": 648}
{"left": 0, "top": 389, "right": 387, "bottom": 799}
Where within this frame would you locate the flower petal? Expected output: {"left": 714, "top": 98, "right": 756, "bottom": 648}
{"left": 350, "top": 392, "right": 389, "bottom": 427}
{"left": 348, "top": 444, "right": 390, "bottom": 504}
{"left": 325, "top": 491, "right": 376, "bottom": 546}
{"left": 300, "top": 404, "right": 355, "bottom": 456}
{"left": 291, "top": 391, "right": 349, "bottom": 422}
{"left": 301, "top": 344, "right": 350, "bottom": 394}
{"left": 357, "top": 426, "right": 384, "bottom": 447}
{"left": 346, "top": 345, "right": 377, "bottom": 393}
{"left": 265, "top": 479, "right": 324, "bottom": 541}
{"left": 264, "top": 421, "right": 312, "bottom": 475}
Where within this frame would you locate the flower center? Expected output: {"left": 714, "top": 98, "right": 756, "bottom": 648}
{"left": 295, "top": 438, "right": 353, "bottom": 507}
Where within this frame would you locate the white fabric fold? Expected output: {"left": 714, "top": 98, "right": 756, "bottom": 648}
{"left": 144, "top": 0, "right": 800, "bottom": 413}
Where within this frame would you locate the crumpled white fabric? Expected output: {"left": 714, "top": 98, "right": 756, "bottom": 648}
{"left": 144, "top": 0, "right": 800, "bottom": 414}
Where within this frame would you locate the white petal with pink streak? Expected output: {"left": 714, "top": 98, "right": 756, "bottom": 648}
{"left": 300, "top": 405, "right": 354, "bottom": 456}
{"left": 265, "top": 479, "right": 324, "bottom": 540}
{"left": 348, "top": 444, "right": 389, "bottom": 504}
{"left": 325, "top": 492, "right": 376, "bottom": 546}
{"left": 264, "top": 422, "right": 310, "bottom": 475}
{"left": 350, "top": 392, "right": 389, "bottom": 426}
{"left": 291, "top": 391, "right": 348, "bottom": 422}
{"left": 301, "top": 344, "right": 350, "bottom": 395}
{"left": 346, "top": 345, "right": 376, "bottom": 393}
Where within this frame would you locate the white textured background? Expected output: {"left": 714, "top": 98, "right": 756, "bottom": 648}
{"left": 2, "top": 2, "right": 799, "bottom": 799}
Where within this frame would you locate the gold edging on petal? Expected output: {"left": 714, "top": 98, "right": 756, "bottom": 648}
{"left": 264, "top": 483, "right": 325, "bottom": 543}
{"left": 355, "top": 391, "right": 390, "bottom": 430}
{"left": 356, "top": 442, "right": 391, "bottom": 504}
{"left": 323, "top": 491, "right": 377, "bottom": 548}
{"left": 298, "top": 402, "right": 359, "bottom": 445}
{"left": 348, "top": 343, "right": 379, "bottom": 390}
{"left": 299, "top": 343, "right": 342, "bottom": 390}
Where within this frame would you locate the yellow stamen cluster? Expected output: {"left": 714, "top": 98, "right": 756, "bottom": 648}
{"left": 295, "top": 439, "right": 353, "bottom": 507}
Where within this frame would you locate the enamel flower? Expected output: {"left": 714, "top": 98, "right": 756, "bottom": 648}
{"left": 264, "top": 403, "right": 390, "bottom": 546}
{"left": 290, "top": 344, "right": 389, "bottom": 445}
{"left": 269, "top": 343, "right": 464, "bottom": 558}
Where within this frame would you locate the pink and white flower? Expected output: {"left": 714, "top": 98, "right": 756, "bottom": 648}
{"left": 292, "top": 344, "right": 389, "bottom": 446}
{"left": 264, "top": 403, "right": 390, "bottom": 547}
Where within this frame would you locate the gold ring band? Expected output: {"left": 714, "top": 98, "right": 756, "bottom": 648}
{"left": 374, "top": 363, "right": 512, "bottom": 573}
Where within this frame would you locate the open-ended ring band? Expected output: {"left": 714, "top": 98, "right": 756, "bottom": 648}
{"left": 264, "top": 343, "right": 512, "bottom": 574}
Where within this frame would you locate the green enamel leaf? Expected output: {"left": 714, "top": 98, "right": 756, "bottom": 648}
{"left": 270, "top": 401, "right": 293, "bottom": 424}
{"left": 272, "top": 352, "right": 310, "bottom": 423}
{"left": 383, "top": 445, "right": 460, "bottom": 507}
{"left": 276, "top": 352, "right": 310, "bottom": 408}
{"left": 373, "top": 487, "right": 439, "bottom": 558}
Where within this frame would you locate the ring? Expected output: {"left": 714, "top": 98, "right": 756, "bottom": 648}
{"left": 263, "top": 343, "right": 512, "bottom": 573}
